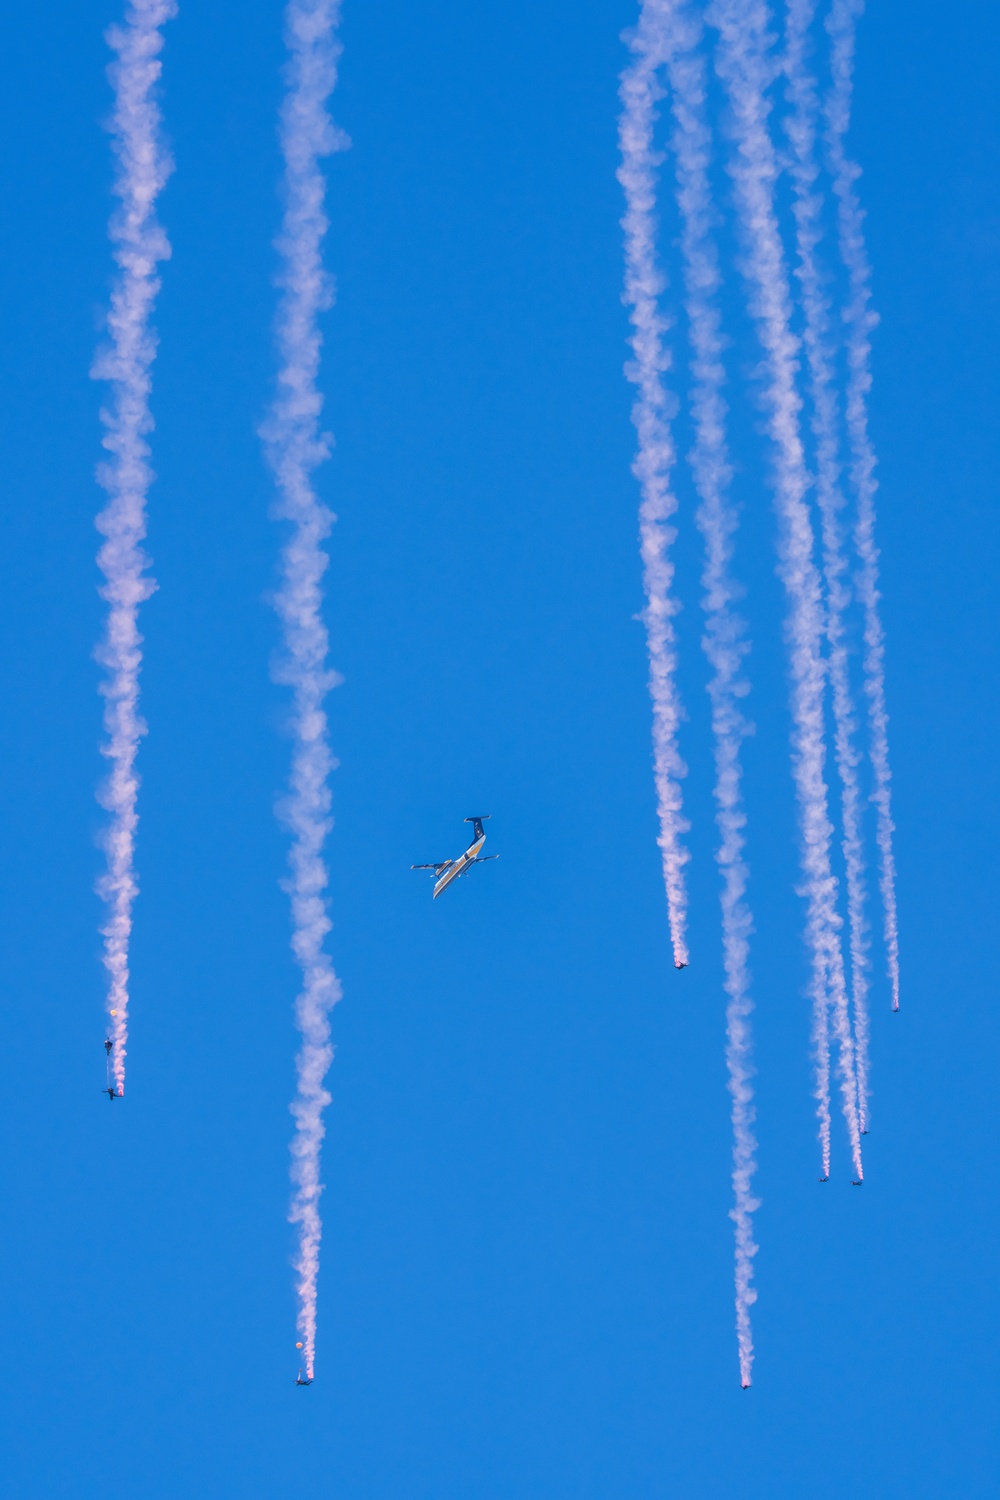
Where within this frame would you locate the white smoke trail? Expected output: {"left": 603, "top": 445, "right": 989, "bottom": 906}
{"left": 706, "top": 0, "right": 863, "bottom": 1179}
{"left": 92, "top": 0, "right": 176, "bottom": 1098}
{"left": 824, "top": 0, "right": 900, "bottom": 1012}
{"left": 263, "top": 0, "right": 347, "bottom": 1382}
{"left": 642, "top": 0, "right": 760, "bottom": 1385}
{"left": 618, "top": 26, "right": 691, "bottom": 971}
{"left": 813, "top": 952, "right": 832, "bottom": 1178}
{"left": 783, "top": 0, "right": 871, "bottom": 1130}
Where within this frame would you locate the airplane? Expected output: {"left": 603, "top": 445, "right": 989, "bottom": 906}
{"left": 861, "top": 1129, "right": 869, "bottom": 1136}
{"left": 851, "top": 1179, "right": 863, "bottom": 1187}
{"left": 818, "top": 1175, "right": 829, "bottom": 1183}
{"left": 103, "top": 1087, "right": 119, "bottom": 1101}
{"left": 296, "top": 1371, "right": 313, "bottom": 1387}
{"left": 675, "top": 961, "right": 688, "bottom": 971}
{"left": 104, "top": 1039, "right": 113, "bottom": 1055}
{"left": 411, "top": 816, "right": 498, "bottom": 900}
{"left": 741, "top": 1382, "right": 750, "bottom": 1391}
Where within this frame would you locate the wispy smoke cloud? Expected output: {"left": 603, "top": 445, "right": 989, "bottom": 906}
{"left": 92, "top": 0, "right": 176, "bottom": 1097}
{"left": 619, "top": 27, "right": 691, "bottom": 972}
{"left": 707, "top": 0, "right": 863, "bottom": 1181}
{"left": 824, "top": 0, "right": 900, "bottom": 1014}
{"left": 264, "top": 0, "right": 348, "bottom": 1382}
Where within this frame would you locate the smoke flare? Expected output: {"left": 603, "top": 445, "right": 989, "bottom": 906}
{"left": 707, "top": 0, "right": 863, "bottom": 1179}
{"left": 784, "top": 0, "right": 871, "bottom": 1128}
{"left": 92, "top": 0, "right": 176, "bottom": 1097}
{"left": 618, "top": 24, "right": 691, "bottom": 970}
{"left": 264, "top": 0, "right": 348, "bottom": 1382}
{"left": 824, "top": 0, "right": 900, "bottom": 1012}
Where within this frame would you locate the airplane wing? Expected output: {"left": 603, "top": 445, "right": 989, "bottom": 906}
{"left": 411, "top": 861, "right": 454, "bottom": 872}
{"left": 470, "top": 855, "right": 499, "bottom": 863}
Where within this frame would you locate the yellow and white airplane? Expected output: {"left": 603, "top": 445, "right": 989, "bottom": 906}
{"left": 412, "top": 816, "right": 498, "bottom": 899}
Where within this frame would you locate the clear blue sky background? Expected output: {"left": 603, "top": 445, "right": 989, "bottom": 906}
{"left": 0, "top": 1, "right": 996, "bottom": 1495}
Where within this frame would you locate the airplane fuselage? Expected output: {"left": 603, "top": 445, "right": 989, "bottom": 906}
{"left": 433, "top": 831, "right": 486, "bottom": 898}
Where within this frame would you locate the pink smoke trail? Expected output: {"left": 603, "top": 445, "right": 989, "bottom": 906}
{"left": 639, "top": 0, "right": 760, "bottom": 1384}
{"left": 824, "top": 0, "right": 900, "bottom": 1013}
{"left": 92, "top": 0, "right": 176, "bottom": 1098}
{"left": 706, "top": 0, "right": 863, "bottom": 1180}
{"left": 618, "top": 23, "right": 691, "bottom": 971}
{"left": 783, "top": 0, "right": 871, "bottom": 1130}
{"left": 263, "top": 0, "right": 347, "bottom": 1383}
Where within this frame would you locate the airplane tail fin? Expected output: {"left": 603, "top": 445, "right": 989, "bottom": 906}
{"left": 464, "top": 815, "right": 491, "bottom": 841}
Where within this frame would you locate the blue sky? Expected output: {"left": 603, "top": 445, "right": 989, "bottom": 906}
{"left": 0, "top": 1, "right": 997, "bottom": 1495}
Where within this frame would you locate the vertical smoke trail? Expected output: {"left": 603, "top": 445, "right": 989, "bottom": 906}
{"left": 706, "top": 0, "right": 863, "bottom": 1179}
{"left": 824, "top": 0, "right": 900, "bottom": 1012}
{"left": 646, "top": 0, "right": 759, "bottom": 1384}
{"left": 619, "top": 23, "right": 691, "bottom": 971}
{"left": 784, "top": 0, "right": 871, "bottom": 1129}
{"left": 813, "top": 953, "right": 832, "bottom": 1178}
{"left": 92, "top": 0, "right": 176, "bottom": 1097}
{"left": 263, "top": 0, "right": 347, "bottom": 1382}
